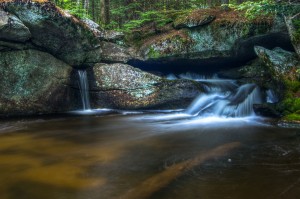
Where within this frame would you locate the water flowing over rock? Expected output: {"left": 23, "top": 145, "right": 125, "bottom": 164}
{"left": 0, "top": 49, "right": 73, "bottom": 116}
{"left": 185, "top": 78, "right": 262, "bottom": 117}
{"left": 90, "top": 63, "right": 203, "bottom": 109}
{"left": 78, "top": 70, "right": 91, "bottom": 110}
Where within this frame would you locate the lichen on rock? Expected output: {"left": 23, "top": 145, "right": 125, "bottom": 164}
{"left": 90, "top": 63, "right": 203, "bottom": 109}
{"left": 0, "top": 49, "right": 73, "bottom": 116}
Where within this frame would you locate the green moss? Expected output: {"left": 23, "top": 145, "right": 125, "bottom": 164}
{"left": 292, "top": 19, "right": 300, "bottom": 43}
{"left": 285, "top": 80, "right": 300, "bottom": 94}
{"left": 148, "top": 47, "right": 160, "bottom": 59}
{"left": 283, "top": 113, "right": 300, "bottom": 121}
{"left": 281, "top": 97, "right": 300, "bottom": 113}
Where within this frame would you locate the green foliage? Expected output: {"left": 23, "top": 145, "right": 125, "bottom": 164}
{"left": 279, "top": 80, "right": 300, "bottom": 117}
{"left": 51, "top": 0, "right": 91, "bottom": 19}
{"left": 282, "top": 97, "right": 300, "bottom": 113}
{"left": 228, "top": 0, "right": 277, "bottom": 19}
{"left": 229, "top": 0, "right": 300, "bottom": 20}
{"left": 285, "top": 80, "right": 300, "bottom": 95}
{"left": 148, "top": 47, "right": 160, "bottom": 58}
{"left": 292, "top": 19, "right": 300, "bottom": 43}
{"left": 283, "top": 113, "right": 300, "bottom": 121}
{"left": 109, "top": 9, "right": 192, "bottom": 32}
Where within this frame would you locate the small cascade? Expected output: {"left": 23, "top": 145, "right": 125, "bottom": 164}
{"left": 78, "top": 70, "right": 91, "bottom": 110}
{"left": 186, "top": 78, "right": 263, "bottom": 117}
{"left": 266, "top": 89, "right": 279, "bottom": 103}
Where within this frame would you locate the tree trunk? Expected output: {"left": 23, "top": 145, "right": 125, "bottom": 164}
{"left": 100, "top": 0, "right": 110, "bottom": 25}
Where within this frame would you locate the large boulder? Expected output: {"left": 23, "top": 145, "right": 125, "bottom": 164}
{"left": 2, "top": 1, "right": 101, "bottom": 66}
{"left": 254, "top": 46, "right": 299, "bottom": 80}
{"left": 134, "top": 9, "right": 293, "bottom": 69}
{"left": 173, "top": 10, "right": 216, "bottom": 29}
{"left": 89, "top": 63, "right": 203, "bottom": 109}
{"left": 0, "top": 9, "right": 31, "bottom": 42}
{"left": 0, "top": 49, "right": 73, "bottom": 116}
{"left": 100, "top": 41, "right": 131, "bottom": 63}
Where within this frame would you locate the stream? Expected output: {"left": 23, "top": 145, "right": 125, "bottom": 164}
{"left": 0, "top": 112, "right": 299, "bottom": 199}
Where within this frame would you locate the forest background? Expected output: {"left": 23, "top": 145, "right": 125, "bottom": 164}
{"left": 49, "top": 0, "right": 300, "bottom": 32}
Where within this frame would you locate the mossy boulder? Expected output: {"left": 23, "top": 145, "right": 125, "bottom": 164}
{"left": 255, "top": 47, "right": 299, "bottom": 116}
{"left": 254, "top": 46, "right": 299, "bottom": 80}
{"left": 2, "top": 1, "right": 101, "bottom": 66}
{"left": 90, "top": 63, "right": 203, "bottom": 109}
{"left": 0, "top": 49, "right": 73, "bottom": 116}
{"left": 173, "top": 12, "right": 215, "bottom": 29}
{"left": 141, "top": 30, "right": 193, "bottom": 59}
{"left": 135, "top": 9, "right": 292, "bottom": 65}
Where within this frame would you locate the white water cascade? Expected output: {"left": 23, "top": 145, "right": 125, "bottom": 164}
{"left": 185, "top": 78, "right": 262, "bottom": 117}
{"left": 78, "top": 70, "right": 91, "bottom": 110}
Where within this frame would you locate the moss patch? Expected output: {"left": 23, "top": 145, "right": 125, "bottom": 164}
{"left": 283, "top": 113, "right": 300, "bottom": 121}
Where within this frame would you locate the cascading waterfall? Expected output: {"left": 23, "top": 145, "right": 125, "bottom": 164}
{"left": 184, "top": 76, "right": 263, "bottom": 117}
{"left": 78, "top": 70, "right": 91, "bottom": 110}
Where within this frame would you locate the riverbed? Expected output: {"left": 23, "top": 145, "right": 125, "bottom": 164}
{"left": 0, "top": 111, "right": 299, "bottom": 199}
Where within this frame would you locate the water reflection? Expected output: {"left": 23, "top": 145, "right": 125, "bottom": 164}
{"left": 0, "top": 113, "right": 299, "bottom": 199}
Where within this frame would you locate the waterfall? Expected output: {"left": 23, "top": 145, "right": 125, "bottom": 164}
{"left": 186, "top": 78, "right": 262, "bottom": 117}
{"left": 78, "top": 70, "right": 91, "bottom": 110}
{"left": 266, "top": 89, "right": 278, "bottom": 103}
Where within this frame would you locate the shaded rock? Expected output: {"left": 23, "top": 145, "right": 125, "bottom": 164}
{"left": 90, "top": 63, "right": 203, "bottom": 109}
{"left": 173, "top": 13, "right": 215, "bottom": 29}
{"left": 140, "top": 22, "right": 284, "bottom": 60}
{"left": 218, "top": 58, "right": 267, "bottom": 84}
{"left": 3, "top": 1, "right": 101, "bottom": 66}
{"left": 0, "top": 9, "right": 31, "bottom": 42}
{"left": 0, "top": 40, "right": 36, "bottom": 51}
{"left": 254, "top": 46, "right": 299, "bottom": 80}
{"left": 135, "top": 10, "right": 293, "bottom": 69}
{"left": 97, "top": 30, "right": 125, "bottom": 42}
{"left": 253, "top": 103, "right": 281, "bottom": 118}
{"left": 100, "top": 41, "right": 131, "bottom": 63}
{"left": 0, "top": 49, "right": 73, "bottom": 116}
{"left": 141, "top": 30, "right": 193, "bottom": 59}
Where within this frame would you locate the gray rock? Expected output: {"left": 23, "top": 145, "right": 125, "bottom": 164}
{"left": 90, "top": 63, "right": 203, "bottom": 109}
{"left": 137, "top": 15, "right": 292, "bottom": 65}
{"left": 0, "top": 9, "right": 31, "bottom": 42}
{"left": 254, "top": 46, "right": 299, "bottom": 79}
{"left": 100, "top": 41, "right": 131, "bottom": 63}
{"left": 3, "top": 1, "right": 100, "bottom": 66}
{"left": 253, "top": 103, "right": 281, "bottom": 118}
{"left": 0, "top": 49, "right": 73, "bottom": 116}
